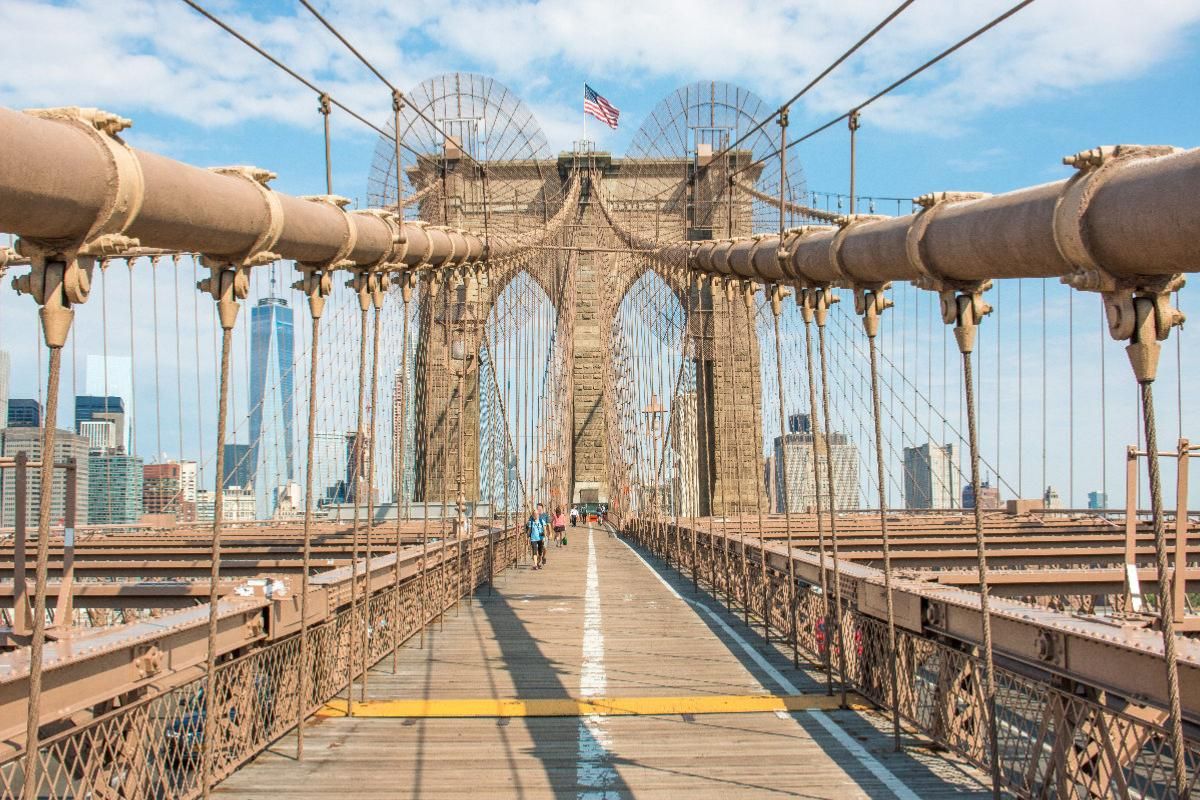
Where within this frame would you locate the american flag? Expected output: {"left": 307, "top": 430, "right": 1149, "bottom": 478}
{"left": 584, "top": 84, "right": 620, "bottom": 130}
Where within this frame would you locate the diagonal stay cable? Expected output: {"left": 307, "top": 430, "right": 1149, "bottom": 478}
{"left": 701, "top": 0, "right": 918, "bottom": 175}
{"left": 179, "top": 0, "right": 423, "bottom": 159}
{"left": 294, "top": 0, "right": 487, "bottom": 172}
{"left": 732, "top": 0, "right": 1038, "bottom": 179}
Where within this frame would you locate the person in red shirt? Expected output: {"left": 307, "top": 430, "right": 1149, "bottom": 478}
{"left": 551, "top": 506, "right": 568, "bottom": 547}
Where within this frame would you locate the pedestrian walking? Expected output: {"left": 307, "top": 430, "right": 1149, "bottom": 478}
{"left": 570, "top": 505, "right": 579, "bottom": 528}
{"left": 527, "top": 509, "right": 546, "bottom": 569}
{"left": 552, "top": 506, "right": 568, "bottom": 547}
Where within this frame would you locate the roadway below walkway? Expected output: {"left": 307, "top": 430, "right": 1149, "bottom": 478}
{"left": 218, "top": 523, "right": 991, "bottom": 798}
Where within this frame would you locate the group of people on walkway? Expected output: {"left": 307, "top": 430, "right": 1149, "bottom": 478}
{"left": 527, "top": 503, "right": 601, "bottom": 569}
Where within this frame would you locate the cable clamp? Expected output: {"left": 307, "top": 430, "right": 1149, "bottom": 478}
{"left": 209, "top": 166, "right": 283, "bottom": 265}
{"left": 1054, "top": 144, "right": 1180, "bottom": 293}
{"left": 827, "top": 214, "right": 887, "bottom": 287}
{"left": 904, "top": 192, "right": 990, "bottom": 292}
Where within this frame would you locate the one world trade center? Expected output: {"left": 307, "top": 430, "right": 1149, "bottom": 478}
{"left": 247, "top": 276, "right": 295, "bottom": 516}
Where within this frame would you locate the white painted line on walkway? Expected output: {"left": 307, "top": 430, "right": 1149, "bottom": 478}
{"left": 577, "top": 528, "right": 619, "bottom": 799}
{"left": 614, "top": 533, "right": 920, "bottom": 800}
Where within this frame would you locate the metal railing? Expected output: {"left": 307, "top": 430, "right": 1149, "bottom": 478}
{"left": 627, "top": 518, "right": 1200, "bottom": 799}
{"left": 0, "top": 526, "right": 522, "bottom": 799}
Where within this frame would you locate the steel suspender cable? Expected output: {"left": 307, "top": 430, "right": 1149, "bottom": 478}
{"left": 723, "top": 280, "right": 750, "bottom": 622}
{"left": 392, "top": 278, "right": 412, "bottom": 671}
{"left": 802, "top": 310, "right": 834, "bottom": 696}
{"left": 771, "top": 288, "right": 800, "bottom": 667}
{"left": 816, "top": 315, "right": 849, "bottom": 709}
{"left": 861, "top": 290, "right": 902, "bottom": 751}
{"left": 153, "top": 258, "right": 163, "bottom": 459}
{"left": 201, "top": 321, "right": 234, "bottom": 800}
{"left": 21, "top": 344, "right": 63, "bottom": 800}
{"left": 345, "top": 297, "right": 369, "bottom": 712}
{"left": 744, "top": 285, "right": 769, "bottom": 642}
{"left": 418, "top": 277, "right": 436, "bottom": 646}
{"left": 296, "top": 270, "right": 324, "bottom": 759}
{"left": 362, "top": 284, "right": 383, "bottom": 701}
{"left": 1140, "top": 380, "right": 1189, "bottom": 795}
{"left": 948, "top": 287, "right": 1002, "bottom": 799}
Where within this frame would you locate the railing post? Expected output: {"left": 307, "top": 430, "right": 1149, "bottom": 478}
{"left": 53, "top": 457, "right": 77, "bottom": 625}
{"left": 1124, "top": 445, "right": 1141, "bottom": 611}
{"left": 1174, "top": 438, "right": 1189, "bottom": 623}
{"left": 12, "top": 451, "right": 29, "bottom": 637}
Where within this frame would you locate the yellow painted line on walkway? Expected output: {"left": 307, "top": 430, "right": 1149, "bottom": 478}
{"left": 317, "top": 693, "right": 870, "bottom": 718}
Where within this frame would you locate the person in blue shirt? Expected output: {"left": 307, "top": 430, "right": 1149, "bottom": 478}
{"left": 528, "top": 505, "right": 547, "bottom": 569}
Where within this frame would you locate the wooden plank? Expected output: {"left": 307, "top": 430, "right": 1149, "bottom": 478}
{"left": 218, "top": 524, "right": 992, "bottom": 799}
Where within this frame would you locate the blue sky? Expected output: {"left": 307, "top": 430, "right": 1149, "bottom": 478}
{"left": 4, "top": 0, "right": 1199, "bottom": 201}
{"left": 2, "top": 0, "right": 1199, "bottom": 505}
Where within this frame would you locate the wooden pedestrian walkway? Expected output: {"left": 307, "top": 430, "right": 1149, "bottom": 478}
{"left": 218, "top": 524, "right": 991, "bottom": 798}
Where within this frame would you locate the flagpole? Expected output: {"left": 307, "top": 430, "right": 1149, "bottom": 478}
{"left": 582, "top": 82, "right": 587, "bottom": 149}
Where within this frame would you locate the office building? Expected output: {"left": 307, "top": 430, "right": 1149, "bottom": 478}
{"left": 1044, "top": 486, "right": 1064, "bottom": 509}
{"left": 178, "top": 460, "right": 197, "bottom": 503}
{"left": 0, "top": 427, "right": 90, "bottom": 528}
{"left": 196, "top": 488, "right": 257, "bottom": 522}
{"left": 143, "top": 461, "right": 197, "bottom": 521}
{"left": 88, "top": 452, "right": 143, "bottom": 525}
{"left": 774, "top": 426, "right": 860, "bottom": 512}
{"left": 75, "top": 395, "right": 125, "bottom": 453}
{"left": 1088, "top": 491, "right": 1108, "bottom": 510}
{"left": 8, "top": 399, "right": 41, "bottom": 428}
{"left": 79, "top": 419, "right": 117, "bottom": 452}
{"left": 313, "top": 431, "right": 349, "bottom": 506}
{"left": 963, "top": 479, "right": 1002, "bottom": 510}
{"left": 247, "top": 282, "right": 295, "bottom": 516}
{"left": 272, "top": 480, "right": 302, "bottom": 519}
{"left": 222, "top": 443, "right": 253, "bottom": 490}
{"left": 787, "top": 413, "right": 812, "bottom": 434}
{"left": 903, "top": 443, "right": 959, "bottom": 509}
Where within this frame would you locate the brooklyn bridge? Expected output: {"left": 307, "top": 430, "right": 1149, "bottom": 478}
{"left": 1, "top": 1, "right": 1200, "bottom": 797}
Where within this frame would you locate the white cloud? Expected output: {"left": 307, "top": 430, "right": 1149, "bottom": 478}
{"left": 1, "top": 0, "right": 1198, "bottom": 148}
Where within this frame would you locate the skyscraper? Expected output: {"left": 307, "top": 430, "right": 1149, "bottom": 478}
{"left": 774, "top": 426, "right": 860, "bottom": 512}
{"left": 247, "top": 283, "right": 295, "bottom": 516}
{"left": 88, "top": 452, "right": 143, "bottom": 525}
{"left": 75, "top": 395, "right": 125, "bottom": 453}
{"left": 313, "top": 431, "right": 349, "bottom": 506}
{"left": 7, "top": 399, "right": 41, "bottom": 428}
{"left": 903, "top": 443, "right": 960, "bottom": 509}
{"left": 1087, "top": 490, "right": 1108, "bottom": 510}
{"left": 222, "top": 443, "right": 253, "bottom": 490}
